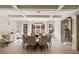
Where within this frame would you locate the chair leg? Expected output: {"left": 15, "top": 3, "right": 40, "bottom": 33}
{"left": 0, "top": 43, "right": 2, "bottom": 48}
{"left": 44, "top": 44, "right": 48, "bottom": 49}
{"left": 22, "top": 42, "right": 25, "bottom": 48}
{"left": 49, "top": 43, "right": 51, "bottom": 48}
{"left": 50, "top": 41, "right": 52, "bottom": 48}
{"left": 46, "top": 44, "right": 48, "bottom": 49}
{"left": 40, "top": 45, "right": 43, "bottom": 51}
{"left": 48, "top": 42, "right": 51, "bottom": 48}
{"left": 33, "top": 45, "right": 36, "bottom": 50}
{"left": 30, "top": 45, "right": 32, "bottom": 50}
{"left": 29, "top": 45, "right": 31, "bottom": 50}
{"left": 27, "top": 45, "right": 29, "bottom": 50}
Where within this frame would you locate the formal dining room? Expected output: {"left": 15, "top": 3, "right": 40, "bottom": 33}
{"left": 0, "top": 5, "right": 79, "bottom": 54}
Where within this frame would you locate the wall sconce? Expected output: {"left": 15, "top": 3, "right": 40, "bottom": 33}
{"left": 65, "top": 23, "right": 67, "bottom": 26}
{"left": 64, "top": 23, "right": 68, "bottom": 28}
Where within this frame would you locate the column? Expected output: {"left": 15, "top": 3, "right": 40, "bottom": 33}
{"left": 54, "top": 20, "right": 61, "bottom": 41}
{"left": 71, "top": 16, "right": 77, "bottom": 50}
{"left": 35, "top": 25, "right": 36, "bottom": 34}
{"left": 40, "top": 25, "right": 41, "bottom": 33}
{"left": 28, "top": 23, "right": 32, "bottom": 36}
{"left": 45, "top": 23, "right": 47, "bottom": 34}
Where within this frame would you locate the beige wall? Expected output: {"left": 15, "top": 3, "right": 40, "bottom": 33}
{"left": 72, "top": 16, "right": 77, "bottom": 49}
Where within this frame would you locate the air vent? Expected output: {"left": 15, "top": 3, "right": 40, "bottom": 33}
{"left": 8, "top": 15, "right": 24, "bottom": 18}
{"left": 52, "top": 15, "right": 61, "bottom": 18}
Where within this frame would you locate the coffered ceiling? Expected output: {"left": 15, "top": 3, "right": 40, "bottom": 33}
{"left": 0, "top": 5, "right": 79, "bottom": 22}
{"left": 17, "top": 5, "right": 59, "bottom": 9}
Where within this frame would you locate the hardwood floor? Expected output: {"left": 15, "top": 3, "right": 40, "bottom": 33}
{"left": 0, "top": 37, "right": 78, "bottom": 54}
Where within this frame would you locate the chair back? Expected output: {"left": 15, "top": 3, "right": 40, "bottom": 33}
{"left": 47, "top": 35, "right": 51, "bottom": 43}
{"left": 27, "top": 36, "right": 36, "bottom": 45}
{"left": 39, "top": 36, "right": 48, "bottom": 45}
{"left": 22, "top": 34, "right": 27, "bottom": 43}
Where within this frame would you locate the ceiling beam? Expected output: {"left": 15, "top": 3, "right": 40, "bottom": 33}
{"left": 50, "top": 5, "right": 64, "bottom": 19}
{"left": 56, "top": 5, "right": 64, "bottom": 11}
{"left": 74, "top": 6, "right": 79, "bottom": 12}
{"left": 11, "top": 5, "right": 26, "bottom": 19}
{"left": 49, "top": 5, "right": 64, "bottom": 18}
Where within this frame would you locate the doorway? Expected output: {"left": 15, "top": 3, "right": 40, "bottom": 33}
{"left": 61, "top": 17, "right": 72, "bottom": 43}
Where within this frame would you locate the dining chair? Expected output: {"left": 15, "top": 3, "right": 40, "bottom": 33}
{"left": 39, "top": 36, "right": 48, "bottom": 51}
{"left": 26, "top": 36, "right": 36, "bottom": 50}
{"left": 47, "top": 35, "right": 52, "bottom": 48}
{"left": 22, "top": 34, "right": 28, "bottom": 48}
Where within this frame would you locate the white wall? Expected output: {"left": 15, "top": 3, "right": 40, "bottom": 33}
{"left": 17, "top": 22, "right": 23, "bottom": 33}
{"left": 17, "top": 21, "right": 29, "bottom": 33}
{"left": 72, "top": 16, "right": 77, "bottom": 49}
{"left": 0, "top": 16, "right": 17, "bottom": 33}
{"left": 54, "top": 20, "right": 61, "bottom": 41}
{"left": 9, "top": 20, "right": 17, "bottom": 33}
{"left": 0, "top": 17, "right": 9, "bottom": 33}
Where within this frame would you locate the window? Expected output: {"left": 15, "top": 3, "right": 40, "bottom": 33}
{"left": 23, "top": 24, "right": 27, "bottom": 34}
{"left": 49, "top": 24, "right": 53, "bottom": 34}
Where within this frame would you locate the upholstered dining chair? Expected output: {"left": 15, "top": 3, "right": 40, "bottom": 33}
{"left": 47, "top": 35, "right": 51, "bottom": 43}
{"left": 22, "top": 34, "right": 28, "bottom": 48}
{"left": 38, "top": 36, "right": 48, "bottom": 50}
{"left": 47, "top": 35, "right": 52, "bottom": 48}
{"left": 26, "top": 36, "right": 36, "bottom": 50}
